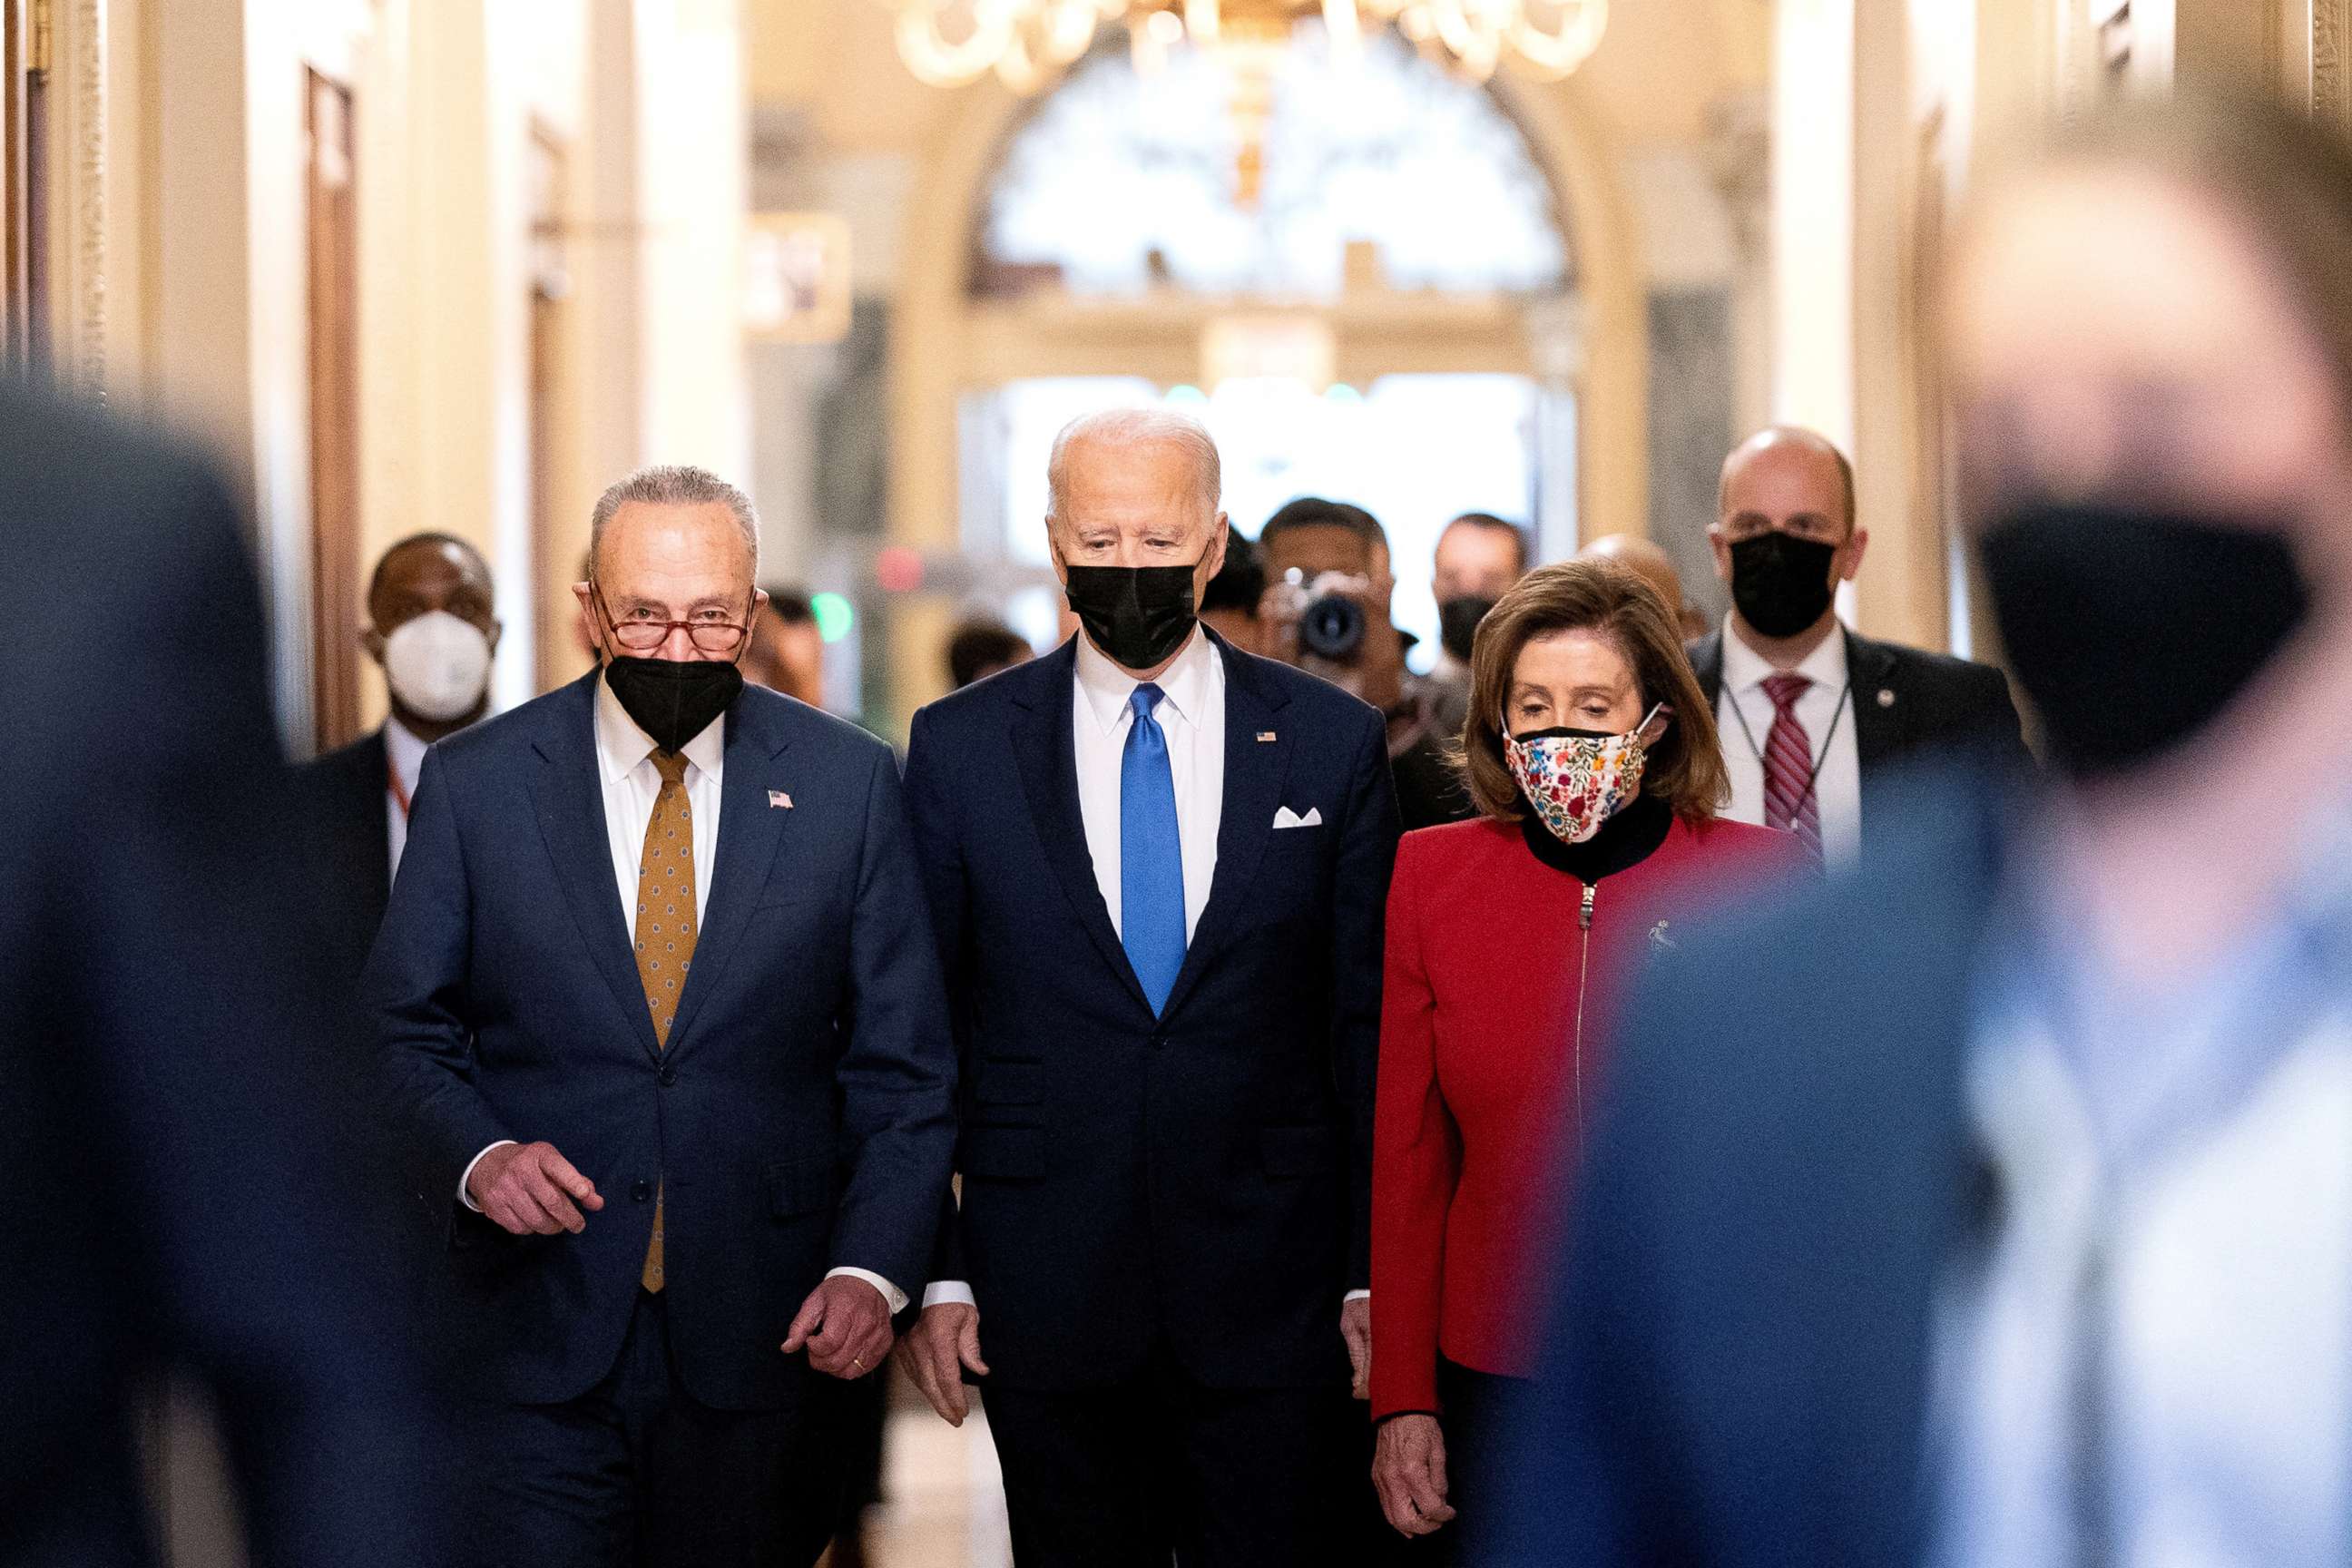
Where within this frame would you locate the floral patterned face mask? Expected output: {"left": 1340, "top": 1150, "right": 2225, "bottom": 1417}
{"left": 1504, "top": 702, "right": 1671, "bottom": 846}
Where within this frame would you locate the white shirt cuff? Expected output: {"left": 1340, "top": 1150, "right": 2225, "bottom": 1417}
{"left": 1344, "top": 1289, "right": 1370, "bottom": 1304}
{"left": 458, "top": 1141, "right": 518, "bottom": 1210}
{"left": 827, "top": 1267, "right": 908, "bottom": 1316}
{"left": 922, "top": 1280, "right": 977, "bottom": 1310}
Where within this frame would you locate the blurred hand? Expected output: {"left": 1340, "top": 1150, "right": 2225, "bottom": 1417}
{"left": 1373, "top": 1414, "right": 1455, "bottom": 1537}
{"left": 893, "top": 1301, "right": 990, "bottom": 1426}
{"left": 781, "top": 1275, "right": 894, "bottom": 1379}
{"left": 466, "top": 1141, "right": 603, "bottom": 1236}
{"left": 1341, "top": 1296, "right": 1372, "bottom": 1401}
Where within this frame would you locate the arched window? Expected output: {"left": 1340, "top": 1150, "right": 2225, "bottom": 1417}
{"left": 980, "top": 26, "right": 1570, "bottom": 299}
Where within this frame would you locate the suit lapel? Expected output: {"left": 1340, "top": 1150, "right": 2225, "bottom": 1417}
{"left": 529, "top": 673, "right": 662, "bottom": 1063}
{"left": 664, "top": 696, "right": 795, "bottom": 1054}
{"left": 1159, "top": 638, "right": 1293, "bottom": 1023}
{"left": 1847, "top": 631, "right": 1904, "bottom": 773}
{"left": 355, "top": 729, "right": 394, "bottom": 925}
{"left": 1689, "top": 629, "right": 1727, "bottom": 712}
{"left": 1010, "top": 642, "right": 1153, "bottom": 1014}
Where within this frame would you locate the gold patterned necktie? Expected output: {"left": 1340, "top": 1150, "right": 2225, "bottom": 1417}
{"left": 637, "top": 749, "right": 697, "bottom": 1293}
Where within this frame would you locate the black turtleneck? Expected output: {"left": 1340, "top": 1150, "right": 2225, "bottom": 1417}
{"left": 1517, "top": 790, "right": 1674, "bottom": 884}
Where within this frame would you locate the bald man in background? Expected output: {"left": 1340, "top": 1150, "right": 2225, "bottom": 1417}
{"left": 1688, "top": 426, "right": 2030, "bottom": 864}
{"left": 1579, "top": 533, "right": 1703, "bottom": 641}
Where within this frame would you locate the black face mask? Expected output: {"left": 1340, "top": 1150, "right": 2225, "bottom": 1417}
{"left": 1730, "top": 532, "right": 1839, "bottom": 639}
{"left": 603, "top": 656, "right": 745, "bottom": 755}
{"left": 1438, "top": 594, "right": 1497, "bottom": 662}
{"left": 1063, "top": 562, "right": 1200, "bottom": 671}
{"left": 1980, "top": 501, "right": 2310, "bottom": 778}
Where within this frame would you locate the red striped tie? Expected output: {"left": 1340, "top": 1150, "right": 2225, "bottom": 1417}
{"left": 1760, "top": 672, "right": 1823, "bottom": 863}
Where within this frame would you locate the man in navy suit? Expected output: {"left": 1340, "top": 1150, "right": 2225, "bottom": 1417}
{"left": 894, "top": 410, "right": 1401, "bottom": 1564}
{"left": 370, "top": 464, "right": 956, "bottom": 1567}
{"left": 1, "top": 382, "right": 434, "bottom": 1566}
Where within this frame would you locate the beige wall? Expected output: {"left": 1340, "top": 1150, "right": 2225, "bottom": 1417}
{"left": 39, "top": 0, "right": 747, "bottom": 750}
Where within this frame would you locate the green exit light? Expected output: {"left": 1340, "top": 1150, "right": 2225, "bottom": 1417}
{"left": 811, "top": 592, "right": 856, "bottom": 644}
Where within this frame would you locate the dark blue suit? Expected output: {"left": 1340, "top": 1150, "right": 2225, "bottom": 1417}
{"left": 0, "top": 385, "right": 435, "bottom": 1567}
{"left": 369, "top": 669, "right": 956, "bottom": 1563}
{"left": 903, "top": 631, "right": 1399, "bottom": 1562}
{"left": 1487, "top": 769, "right": 2010, "bottom": 1566}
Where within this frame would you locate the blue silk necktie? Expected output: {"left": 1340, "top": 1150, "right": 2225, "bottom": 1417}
{"left": 1121, "top": 683, "right": 1186, "bottom": 1015}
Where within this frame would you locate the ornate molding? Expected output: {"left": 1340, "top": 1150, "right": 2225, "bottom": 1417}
{"left": 64, "top": 0, "right": 103, "bottom": 398}
{"left": 2318, "top": 0, "right": 2352, "bottom": 131}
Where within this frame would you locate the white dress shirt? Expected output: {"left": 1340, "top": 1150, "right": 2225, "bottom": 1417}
{"left": 1072, "top": 626, "right": 1224, "bottom": 945}
{"left": 1926, "top": 858, "right": 2352, "bottom": 1568}
{"left": 1716, "top": 615, "right": 1864, "bottom": 867}
{"left": 460, "top": 674, "right": 902, "bottom": 1310}
{"left": 385, "top": 716, "right": 428, "bottom": 878}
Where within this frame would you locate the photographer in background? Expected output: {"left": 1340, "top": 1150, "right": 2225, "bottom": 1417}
{"left": 1259, "top": 498, "right": 1473, "bottom": 831}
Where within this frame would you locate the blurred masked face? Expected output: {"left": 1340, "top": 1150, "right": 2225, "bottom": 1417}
{"left": 1945, "top": 168, "right": 2352, "bottom": 776}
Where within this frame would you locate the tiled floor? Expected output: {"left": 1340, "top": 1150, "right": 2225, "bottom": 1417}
{"left": 839, "top": 1398, "right": 1014, "bottom": 1568}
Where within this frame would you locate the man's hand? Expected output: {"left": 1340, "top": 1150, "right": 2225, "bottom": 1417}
{"left": 1341, "top": 1296, "right": 1372, "bottom": 1401}
{"left": 466, "top": 1141, "right": 603, "bottom": 1236}
{"left": 1372, "top": 1414, "right": 1455, "bottom": 1537}
{"left": 892, "top": 1301, "right": 990, "bottom": 1426}
{"left": 781, "top": 1275, "right": 894, "bottom": 1380}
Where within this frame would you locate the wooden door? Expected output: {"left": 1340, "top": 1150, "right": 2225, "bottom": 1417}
{"left": 307, "top": 69, "right": 362, "bottom": 750}
{"left": 2, "top": 0, "right": 51, "bottom": 377}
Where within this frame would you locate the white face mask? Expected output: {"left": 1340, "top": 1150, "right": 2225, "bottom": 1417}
{"left": 383, "top": 610, "right": 493, "bottom": 723}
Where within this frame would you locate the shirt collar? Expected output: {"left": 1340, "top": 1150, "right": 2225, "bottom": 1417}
{"left": 384, "top": 715, "right": 429, "bottom": 797}
{"left": 592, "top": 665, "right": 728, "bottom": 786}
{"left": 1073, "top": 624, "right": 1215, "bottom": 735}
{"left": 1721, "top": 612, "right": 1848, "bottom": 695}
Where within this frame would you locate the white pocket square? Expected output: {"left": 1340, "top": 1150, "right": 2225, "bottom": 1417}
{"left": 1272, "top": 806, "right": 1323, "bottom": 829}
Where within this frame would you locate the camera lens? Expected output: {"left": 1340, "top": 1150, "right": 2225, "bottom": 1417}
{"left": 1299, "top": 593, "right": 1366, "bottom": 661}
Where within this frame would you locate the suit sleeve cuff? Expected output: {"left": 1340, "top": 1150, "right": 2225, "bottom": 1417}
{"left": 922, "top": 1280, "right": 976, "bottom": 1309}
{"left": 457, "top": 1140, "right": 517, "bottom": 1210}
{"left": 826, "top": 1267, "right": 909, "bottom": 1317}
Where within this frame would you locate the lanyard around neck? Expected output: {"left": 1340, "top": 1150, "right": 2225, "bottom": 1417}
{"left": 1723, "top": 673, "right": 1852, "bottom": 817}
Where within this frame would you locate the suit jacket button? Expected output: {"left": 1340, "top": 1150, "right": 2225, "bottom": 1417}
{"left": 1148, "top": 1034, "right": 1167, "bottom": 1050}
{"left": 659, "top": 1066, "right": 677, "bottom": 1087}
{"left": 631, "top": 1179, "right": 652, "bottom": 1203}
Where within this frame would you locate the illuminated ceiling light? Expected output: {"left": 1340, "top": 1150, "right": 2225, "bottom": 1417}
{"left": 891, "top": 0, "right": 1607, "bottom": 93}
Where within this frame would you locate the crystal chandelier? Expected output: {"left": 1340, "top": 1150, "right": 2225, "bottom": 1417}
{"left": 892, "top": 0, "right": 1609, "bottom": 93}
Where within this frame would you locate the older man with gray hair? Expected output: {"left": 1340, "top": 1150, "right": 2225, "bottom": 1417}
{"left": 370, "top": 463, "right": 956, "bottom": 1566}
{"left": 897, "top": 409, "right": 1401, "bottom": 1563}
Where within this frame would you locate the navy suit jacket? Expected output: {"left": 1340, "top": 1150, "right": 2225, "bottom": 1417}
{"left": 1690, "top": 626, "right": 2033, "bottom": 856}
{"left": 293, "top": 727, "right": 394, "bottom": 994}
{"left": 1487, "top": 768, "right": 2010, "bottom": 1566}
{"left": 0, "top": 385, "right": 434, "bottom": 1566}
{"left": 369, "top": 671, "right": 956, "bottom": 1412}
{"left": 902, "top": 631, "right": 1400, "bottom": 1391}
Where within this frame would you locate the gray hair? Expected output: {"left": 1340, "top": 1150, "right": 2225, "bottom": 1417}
{"left": 589, "top": 464, "right": 760, "bottom": 581}
{"left": 1046, "top": 407, "right": 1222, "bottom": 524}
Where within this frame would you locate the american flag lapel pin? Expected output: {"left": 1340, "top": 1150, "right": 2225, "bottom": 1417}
{"left": 769, "top": 789, "right": 793, "bottom": 809}
{"left": 1256, "top": 730, "right": 1277, "bottom": 743}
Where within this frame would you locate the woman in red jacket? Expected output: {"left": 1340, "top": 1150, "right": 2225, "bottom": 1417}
{"left": 1369, "top": 559, "right": 1807, "bottom": 1546}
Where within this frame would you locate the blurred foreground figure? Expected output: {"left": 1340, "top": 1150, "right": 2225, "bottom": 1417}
{"left": 0, "top": 384, "right": 431, "bottom": 1566}
{"left": 1492, "top": 93, "right": 2352, "bottom": 1568}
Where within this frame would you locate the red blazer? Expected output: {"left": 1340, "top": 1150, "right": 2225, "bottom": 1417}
{"left": 1369, "top": 808, "right": 1805, "bottom": 1418}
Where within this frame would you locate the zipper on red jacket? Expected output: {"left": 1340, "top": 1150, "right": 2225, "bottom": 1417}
{"left": 1574, "top": 881, "right": 1595, "bottom": 1139}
